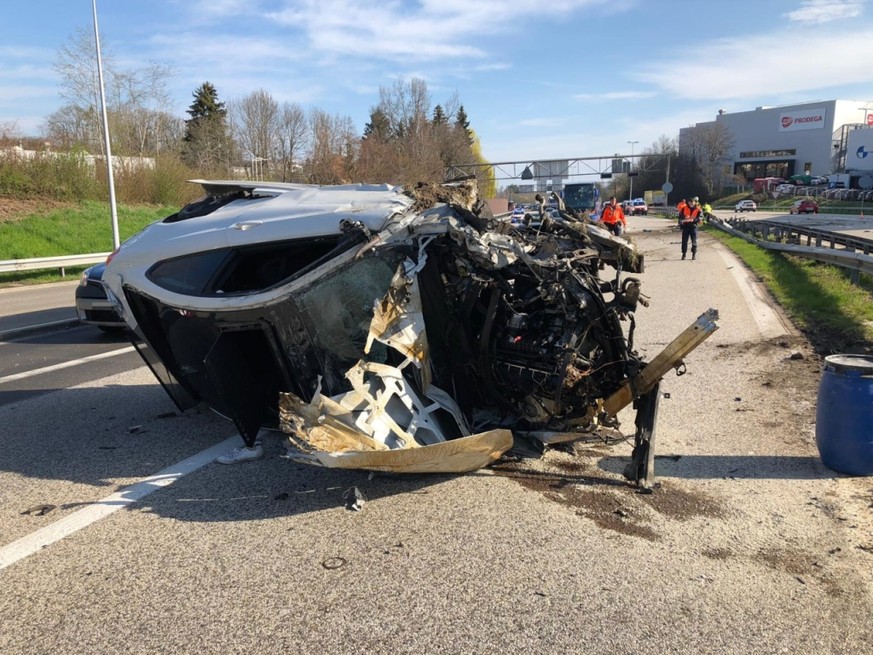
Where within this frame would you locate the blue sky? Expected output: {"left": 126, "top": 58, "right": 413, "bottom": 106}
{"left": 1, "top": 0, "right": 872, "bottom": 164}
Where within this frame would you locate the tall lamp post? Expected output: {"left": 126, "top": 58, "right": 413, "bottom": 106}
{"left": 92, "top": 0, "right": 119, "bottom": 250}
{"left": 627, "top": 140, "right": 638, "bottom": 201}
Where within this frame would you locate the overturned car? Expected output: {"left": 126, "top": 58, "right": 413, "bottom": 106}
{"left": 102, "top": 179, "right": 718, "bottom": 486}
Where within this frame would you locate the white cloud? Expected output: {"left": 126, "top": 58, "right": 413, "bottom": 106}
{"left": 574, "top": 91, "right": 656, "bottom": 100}
{"left": 784, "top": 0, "right": 864, "bottom": 23}
{"left": 265, "top": 0, "right": 622, "bottom": 62}
{"left": 636, "top": 27, "right": 873, "bottom": 100}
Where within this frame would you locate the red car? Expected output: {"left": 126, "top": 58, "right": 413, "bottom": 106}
{"left": 790, "top": 199, "right": 819, "bottom": 214}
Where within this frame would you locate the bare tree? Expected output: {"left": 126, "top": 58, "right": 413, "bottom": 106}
{"left": 306, "top": 109, "right": 356, "bottom": 184}
{"left": 229, "top": 89, "right": 279, "bottom": 179}
{"left": 52, "top": 27, "right": 177, "bottom": 157}
{"left": 44, "top": 104, "right": 100, "bottom": 150}
{"left": 276, "top": 103, "right": 307, "bottom": 182}
{"left": 687, "top": 122, "right": 736, "bottom": 198}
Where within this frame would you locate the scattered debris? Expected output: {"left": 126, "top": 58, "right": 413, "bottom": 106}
{"left": 343, "top": 486, "right": 367, "bottom": 511}
{"left": 789, "top": 351, "right": 804, "bottom": 360}
{"left": 128, "top": 425, "right": 143, "bottom": 434}
{"left": 274, "top": 492, "right": 290, "bottom": 501}
{"left": 321, "top": 557, "right": 347, "bottom": 570}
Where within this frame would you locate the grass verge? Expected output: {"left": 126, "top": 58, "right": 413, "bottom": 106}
{"left": 704, "top": 225, "right": 873, "bottom": 355}
{"left": 0, "top": 200, "right": 176, "bottom": 287}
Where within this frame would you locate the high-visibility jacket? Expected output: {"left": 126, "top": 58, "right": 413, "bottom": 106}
{"left": 601, "top": 203, "right": 626, "bottom": 226}
{"left": 679, "top": 204, "right": 702, "bottom": 225}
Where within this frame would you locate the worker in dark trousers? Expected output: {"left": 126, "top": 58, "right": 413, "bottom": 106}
{"left": 678, "top": 196, "right": 702, "bottom": 260}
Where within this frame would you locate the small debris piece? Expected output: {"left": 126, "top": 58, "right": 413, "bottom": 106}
{"left": 662, "top": 392, "right": 671, "bottom": 399}
{"left": 156, "top": 412, "right": 177, "bottom": 419}
{"left": 128, "top": 425, "right": 143, "bottom": 434}
{"left": 343, "top": 486, "right": 367, "bottom": 511}
{"left": 274, "top": 492, "right": 290, "bottom": 501}
{"left": 789, "top": 351, "right": 804, "bottom": 361}
{"left": 322, "top": 557, "right": 347, "bottom": 570}
{"left": 795, "top": 576, "right": 806, "bottom": 585}
{"left": 21, "top": 504, "right": 56, "bottom": 516}
{"left": 828, "top": 547, "right": 842, "bottom": 555}
{"left": 613, "top": 509, "right": 629, "bottom": 518}
{"left": 734, "top": 397, "right": 742, "bottom": 402}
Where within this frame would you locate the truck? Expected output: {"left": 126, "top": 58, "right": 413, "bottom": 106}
{"left": 827, "top": 173, "right": 851, "bottom": 189}
{"left": 753, "top": 177, "right": 786, "bottom": 194}
{"left": 644, "top": 190, "right": 666, "bottom": 207}
{"left": 562, "top": 183, "right": 598, "bottom": 212}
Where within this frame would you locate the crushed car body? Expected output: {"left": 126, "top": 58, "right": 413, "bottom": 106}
{"left": 102, "top": 178, "right": 718, "bottom": 485}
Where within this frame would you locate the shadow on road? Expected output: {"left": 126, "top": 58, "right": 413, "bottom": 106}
{"left": 598, "top": 453, "right": 836, "bottom": 480}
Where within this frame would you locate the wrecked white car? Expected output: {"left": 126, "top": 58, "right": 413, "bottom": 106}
{"left": 102, "top": 178, "right": 718, "bottom": 486}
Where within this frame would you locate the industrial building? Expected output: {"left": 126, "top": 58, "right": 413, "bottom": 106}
{"left": 679, "top": 99, "right": 873, "bottom": 181}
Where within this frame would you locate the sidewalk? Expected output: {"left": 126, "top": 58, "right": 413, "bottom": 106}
{"left": 0, "top": 280, "right": 80, "bottom": 339}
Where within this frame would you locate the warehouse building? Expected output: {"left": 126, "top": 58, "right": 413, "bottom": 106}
{"left": 679, "top": 99, "right": 873, "bottom": 181}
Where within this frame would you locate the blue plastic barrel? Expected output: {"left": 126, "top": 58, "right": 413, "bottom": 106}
{"left": 815, "top": 354, "right": 873, "bottom": 475}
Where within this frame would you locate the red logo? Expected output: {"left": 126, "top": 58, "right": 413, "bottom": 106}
{"left": 782, "top": 116, "right": 793, "bottom": 128}
{"left": 868, "top": 113, "right": 873, "bottom": 126}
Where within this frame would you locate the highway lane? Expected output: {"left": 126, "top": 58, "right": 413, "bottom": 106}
{"left": 1, "top": 219, "right": 871, "bottom": 654}
{"left": 0, "top": 323, "right": 143, "bottom": 406}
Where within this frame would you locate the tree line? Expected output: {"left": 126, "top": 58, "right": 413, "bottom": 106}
{"left": 14, "top": 28, "right": 492, "bottom": 196}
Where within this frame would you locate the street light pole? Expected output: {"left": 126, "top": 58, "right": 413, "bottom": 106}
{"left": 627, "top": 140, "right": 638, "bottom": 201}
{"left": 92, "top": 0, "right": 120, "bottom": 250}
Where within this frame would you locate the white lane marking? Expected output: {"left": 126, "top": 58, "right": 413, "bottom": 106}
{"left": 0, "top": 436, "right": 240, "bottom": 571}
{"left": 0, "top": 318, "right": 79, "bottom": 342}
{"left": 713, "top": 241, "right": 793, "bottom": 339}
{"left": 0, "top": 345, "right": 137, "bottom": 384}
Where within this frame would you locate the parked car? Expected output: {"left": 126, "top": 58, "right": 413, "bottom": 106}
{"left": 622, "top": 200, "right": 634, "bottom": 214}
{"left": 75, "top": 262, "right": 126, "bottom": 332}
{"left": 776, "top": 184, "right": 795, "bottom": 195}
{"left": 789, "top": 199, "right": 819, "bottom": 214}
{"left": 631, "top": 199, "right": 648, "bottom": 215}
{"left": 735, "top": 199, "right": 757, "bottom": 212}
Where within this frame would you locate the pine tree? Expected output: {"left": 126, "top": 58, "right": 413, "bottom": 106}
{"left": 454, "top": 105, "right": 472, "bottom": 144}
{"left": 184, "top": 82, "right": 226, "bottom": 142}
{"left": 432, "top": 104, "right": 446, "bottom": 126}
{"left": 182, "top": 82, "right": 232, "bottom": 172}
{"left": 362, "top": 108, "right": 391, "bottom": 141}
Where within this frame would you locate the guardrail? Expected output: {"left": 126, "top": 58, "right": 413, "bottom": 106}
{"left": 711, "top": 218, "right": 873, "bottom": 282}
{"left": 0, "top": 253, "right": 111, "bottom": 275}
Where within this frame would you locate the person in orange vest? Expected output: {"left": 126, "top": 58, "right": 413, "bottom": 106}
{"left": 600, "top": 196, "right": 627, "bottom": 236}
{"left": 678, "top": 196, "right": 702, "bottom": 260}
{"left": 676, "top": 198, "right": 687, "bottom": 227}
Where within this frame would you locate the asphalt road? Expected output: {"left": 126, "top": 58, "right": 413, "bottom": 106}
{"left": 0, "top": 217, "right": 871, "bottom": 654}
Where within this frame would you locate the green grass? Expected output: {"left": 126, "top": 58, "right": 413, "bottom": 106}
{"left": 705, "top": 226, "right": 873, "bottom": 353}
{"left": 0, "top": 200, "right": 176, "bottom": 287}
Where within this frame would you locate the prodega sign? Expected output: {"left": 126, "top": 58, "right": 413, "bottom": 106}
{"left": 779, "top": 107, "right": 826, "bottom": 132}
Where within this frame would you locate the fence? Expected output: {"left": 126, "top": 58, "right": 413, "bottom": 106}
{"left": 712, "top": 217, "right": 873, "bottom": 283}
{"left": 0, "top": 253, "right": 111, "bottom": 276}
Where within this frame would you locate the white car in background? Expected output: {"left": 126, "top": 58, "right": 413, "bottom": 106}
{"left": 735, "top": 199, "right": 757, "bottom": 212}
